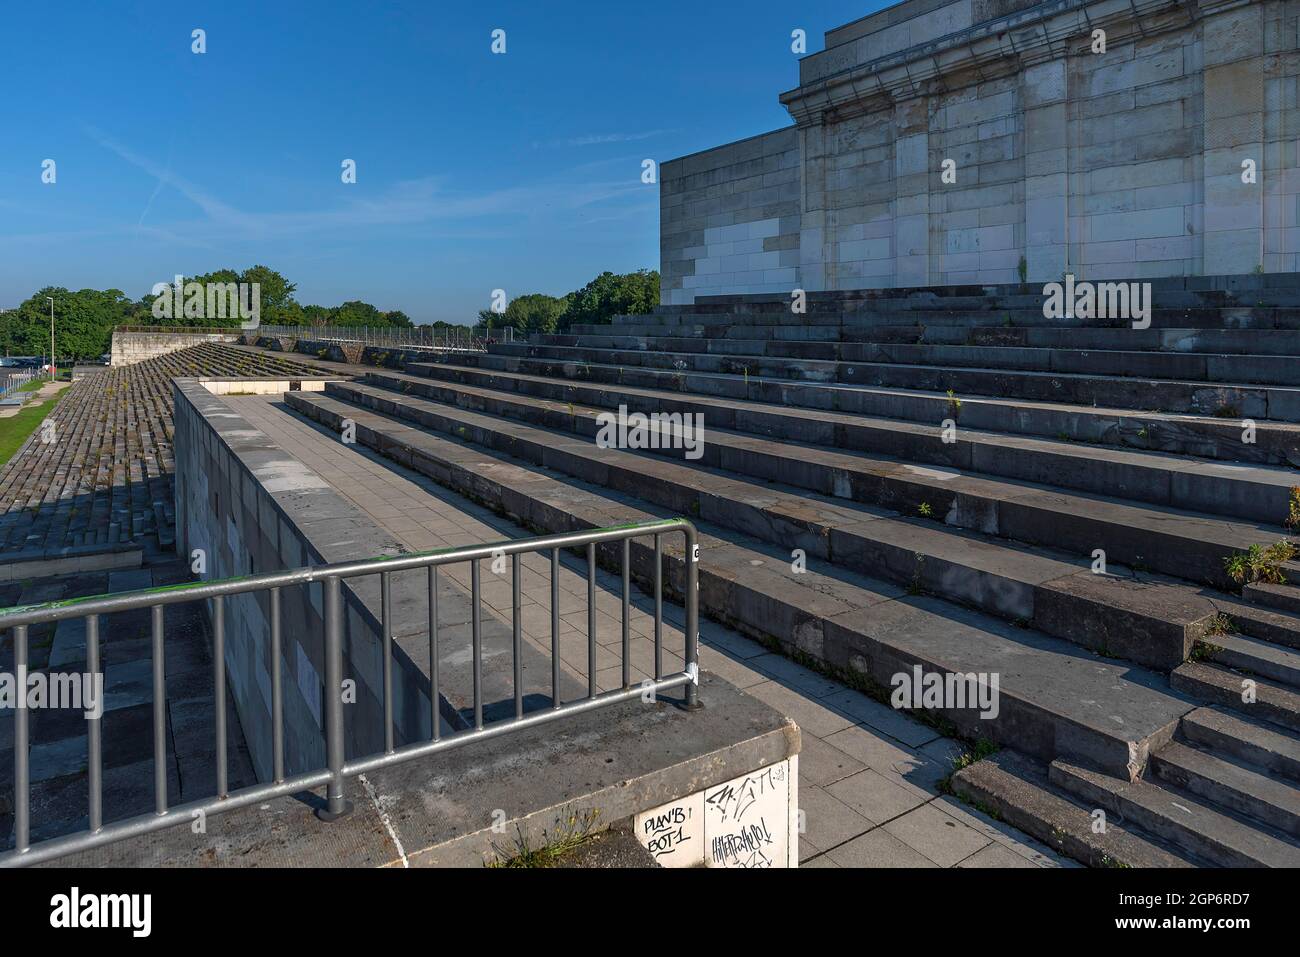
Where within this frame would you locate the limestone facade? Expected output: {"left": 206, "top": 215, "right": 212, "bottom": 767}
{"left": 660, "top": 0, "right": 1300, "bottom": 303}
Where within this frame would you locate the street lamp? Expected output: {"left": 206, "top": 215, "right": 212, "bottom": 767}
{"left": 46, "top": 296, "right": 54, "bottom": 377}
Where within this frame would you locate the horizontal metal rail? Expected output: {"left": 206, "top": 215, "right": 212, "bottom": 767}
{"left": 0, "top": 518, "right": 699, "bottom": 867}
{"left": 255, "top": 324, "right": 488, "bottom": 352}
{"left": 112, "top": 326, "right": 244, "bottom": 335}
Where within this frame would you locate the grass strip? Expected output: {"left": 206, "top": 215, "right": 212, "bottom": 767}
{"left": 0, "top": 387, "right": 67, "bottom": 469}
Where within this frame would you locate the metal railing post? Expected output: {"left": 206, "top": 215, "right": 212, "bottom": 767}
{"left": 684, "top": 525, "right": 702, "bottom": 710}
{"left": 86, "top": 614, "right": 103, "bottom": 830}
{"left": 13, "top": 624, "right": 29, "bottom": 854}
{"left": 317, "top": 576, "right": 353, "bottom": 820}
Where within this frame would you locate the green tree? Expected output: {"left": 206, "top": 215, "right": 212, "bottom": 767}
{"left": 330, "top": 300, "right": 384, "bottom": 326}
{"left": 558, "top": 269, "right": 658, "bottom": 330}
{"left": 239, "top": 264, "right": 298, "bottom": 325}
{"left": 5, "top": 287, "right": 137, "bottom": 360}
{"left": 476, "top": 294, "right": 568, "bottom": 336}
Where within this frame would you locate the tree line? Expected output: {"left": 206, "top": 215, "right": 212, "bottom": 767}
{"left": 475, "top": 269, "right": 659, "bottom": 336}
{"left": 1, "top": 265, "right": 659, "bottom": 360}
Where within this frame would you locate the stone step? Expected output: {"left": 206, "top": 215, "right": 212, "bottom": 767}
{"left": 501, "top": 338, "right": 1300, "bottom": 395}
{"left": 1180, "top": 707, "right": 1300, "bottom": 782}
{"left": 1194, "top": 594, "right": 1300, "bottom": 651}
{"left": 1171, "top": 661, "right": 1300, "bottom": 733}
{"left": 961, "top": 326, "right": 1300, "bottom": 356}
{"left": 426, "top": 354, "right": 1300, "bottom": 468}
{"left": 949, "top": 749, "right": 1195, "bottom": 867}
{"left": 1150, "top": 741, "right": 1300, "bottom": 838}
{"left": 327, "top": 371, "right": 1300, "bottom": 670}
{"left": 1242, "top": 581, "right": 1300, "bottom": 615}
{"left": 563, "top": 325, "right": 1300, "bottom": 356}
{"left": 857, "top": 342, "right": 1297, "bottom": 386}
{"left": 628, "top": 305, "right": 1300, "bottom": 330}
{"left": 282, "top": 388, "right": 1193, "bottom": 780}
{"left": 1199, "top": 632, "right": 1300, "bottom": 689}
{"left": 325, "top": 375, "right": 1258, "bottom": 671}
{"left": 392, "top": 364, "right": 1299, "bottom": 526}
{"left": 482, "top": 341, "right": 1300, "bottom": 422}
{"left": 1049, "top": 758, "right": 1300, "bottom": 867}
{"left": 383, "top": 371, "right": 1284, "bottom": 592}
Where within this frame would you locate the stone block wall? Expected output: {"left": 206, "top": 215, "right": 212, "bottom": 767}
{"left": 173, "top": 380, "right": 441, "bottom": 783}
{"left": 660, "top": 129, "right": 803, "bottom": 305}
{"left": 660, "top": 0, "right": 1300, "bottom": 301}
{"left": 110, "top": 331, "right": 239, "bottom": 366}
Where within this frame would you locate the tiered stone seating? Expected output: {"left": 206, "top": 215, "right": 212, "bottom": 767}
{"left": 282, "top": 275, "right": 1300, "bottom": 866}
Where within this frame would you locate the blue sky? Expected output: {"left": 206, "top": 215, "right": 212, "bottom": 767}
{"left": 0, "top": 0, "right": 879, "bottom": 323}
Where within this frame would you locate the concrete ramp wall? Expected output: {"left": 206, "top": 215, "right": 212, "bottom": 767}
{"left": 111, "top": 329, "right": 240, "bottom": 366}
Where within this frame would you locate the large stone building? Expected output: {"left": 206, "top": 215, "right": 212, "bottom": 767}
{"left": 660, "top": 0, "right": 1300, "bottom": 304}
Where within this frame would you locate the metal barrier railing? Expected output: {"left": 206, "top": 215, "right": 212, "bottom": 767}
{"left": 112, "top": 326, "right": 244, "bottom": 335}
{"left": 0, "top": 371, "right": 47, "bottom": 397}
{"left": 256, "top": 324, "right": 489, "bottom": 352}
{"left": 0, "top": 518, "right": 699, "bottom": 866}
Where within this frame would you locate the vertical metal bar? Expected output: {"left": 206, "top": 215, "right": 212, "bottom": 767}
{"left": 13, "top": 624, "right": 29, "bottom": 852}
{"left": 320, "top": 577, "right": 349, "bottom": 819}
{"left": 587, "top": 542, "right": 597, "bottom": 699}
{"left": 551, "top": 548, "right": 561, "bottom": 709}
{"left": 684, "top": 526, "right": 700, "bottom": 710}
{"left": 621, "top": 537, "right": 631, "bottom": 690}
{"left": 213, "top": 596, "right": 227, "bottom": 799}
{"left": 381, "top": 572, "right": 394, "bottom": 753}
{"left": 429, "top": 565, "right": 439, "bottom": 741}
{"left": 654, "top": 533, "right": 663, "bottom": 681}
{"left": 271, "top": 587, "right": 284, "bottom": 783}
{"left": 151, "top": 605, "right": 167, "bottom": 814}
{"left": 471, "top": 560, "right": 483, "bottom": 730}
{"left": 512, "top": 553, "right": 523, "bottom": 720}
{"left": 86, "top": 614, "right": 103, "bottom": 831}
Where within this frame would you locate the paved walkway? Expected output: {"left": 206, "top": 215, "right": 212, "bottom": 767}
{"left": 0, "top": 379, "right": 68, "bottom": 419}
{"left": 226, "top": 393, "right": 1076, "bottom": 868}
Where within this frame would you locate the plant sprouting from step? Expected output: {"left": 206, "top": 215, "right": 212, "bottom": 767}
{"left": 487, "top": 809, "right": 601, "bottom": 868}
{"left": 1202, "top": 613, "right": 1234, "bottom": 638}
{"left": 918, "top": 502, "right": 933, "bottom": 519}
{"left": 945, "top": 389, "right": 961, "bottom": 418}
{"left": 908, "top": 551, "right": 926, "bottom": 595}
{"left": 1223, "top": 540, "right": 1297, "bottom": 586}
{"left": 1286, "top": 486, "right": 1300, "bottom": 533}
{"left": 937, "top": 738, "right": 998, "bottom": 797}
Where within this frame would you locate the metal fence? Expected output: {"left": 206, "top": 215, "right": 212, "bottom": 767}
{"left": 0, "top": 371, "right": 46, "bottom": 398}
{"left": 0, "top": 518, "right": 699, "bottom": 866}
{"left": 112, "top": 326, "right": 244, "bottom": 335}
{"left": 256, "top": 324, "right": 494, "bottom": 351}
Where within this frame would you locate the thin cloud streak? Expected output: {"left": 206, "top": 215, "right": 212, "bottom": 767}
{"left": 85, "top": 126, "right": 649, "bottom": 243}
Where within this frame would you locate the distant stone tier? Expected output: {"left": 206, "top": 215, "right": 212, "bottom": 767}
{"left": 660, "top": 0, "right": 1296, "bottom": 304}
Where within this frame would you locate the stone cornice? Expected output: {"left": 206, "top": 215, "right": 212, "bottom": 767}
{"left": 779, "top": 0, "right": 1202, "bottom": 125}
